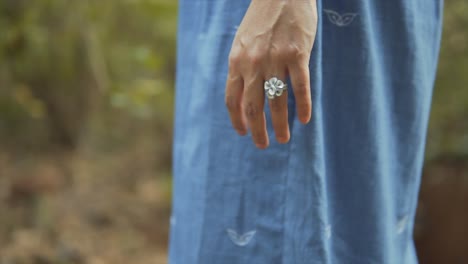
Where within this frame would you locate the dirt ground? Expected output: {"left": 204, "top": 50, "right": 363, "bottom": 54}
{"left": 1, "top": 144, "right": 467, "bottom": 264}
{"left": 0, "top": 145, "right": 171, "bottom": 264}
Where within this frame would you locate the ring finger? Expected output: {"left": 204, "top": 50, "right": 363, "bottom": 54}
{"left": 266, "top": 68, "right": 290, "bottom": 144}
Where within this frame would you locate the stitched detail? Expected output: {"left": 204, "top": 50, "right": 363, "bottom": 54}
{"left": 324, "top": 9, "right": 358, "bottom": 27}
{"left": 226, "top": 229, "right": 257, "bottom": 246}
{"left": 397, "top": 215, "right": 409, "bottom": 234}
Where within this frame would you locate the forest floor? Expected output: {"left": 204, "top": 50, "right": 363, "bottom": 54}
{"left": 1, "top": 142, "right": 467, "bottom": 264}
{"left": 0, "top": 145, "right": 171, "bottom": 264}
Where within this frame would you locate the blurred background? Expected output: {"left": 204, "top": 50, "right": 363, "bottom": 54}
{"left": 0, "top": 0, "right": 466, "bottom": 263}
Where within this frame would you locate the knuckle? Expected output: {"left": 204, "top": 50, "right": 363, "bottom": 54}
{"left": 286, "top": 45, "right": 307, "bottom": 62}
{"left": 246, "top": 51, "right": 265, "bottom": 66}
{"left": 228, "top": 53, "right": 241, "bottom": 68}
{"left": 285, "top": 44, "right": 300, "bottom": 55}
{"left": 269, "top": 46, "right": 284, "bottom": 60}
{"left": 294, "top": 83, "right": 307, "bottom": 97}
{"left": 244, "top": 102, "right": 260, "bottom": 119}
{"left": 295, "top": 51, "right": 309, "bottom": 63}
{"left": 225, "top": 95, "right": 240, "bottom": 111}
{"left": 293, "top": 81, "right": 309, "bottom": 97}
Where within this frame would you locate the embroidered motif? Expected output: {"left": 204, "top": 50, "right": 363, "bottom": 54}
{"left": 396, "top": 215, "right": 409, "bottom": 234}
{"left": 226, "top": 229, "right": 256, "bottom": 246}
{"left": 324, "top": 9, "right": 358, "bottom": 27}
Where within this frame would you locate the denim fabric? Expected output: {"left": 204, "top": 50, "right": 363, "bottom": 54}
{"left": 169, "top": 0, "right": 444, "bottom": 263}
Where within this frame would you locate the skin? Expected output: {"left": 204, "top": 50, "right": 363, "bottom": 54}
{"left": 225, "top": 0, "right": 318, "bottom": 149}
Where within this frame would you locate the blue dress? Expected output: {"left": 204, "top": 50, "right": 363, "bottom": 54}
{"left": 169, "top": 0, "right": 443, "bottom": 263}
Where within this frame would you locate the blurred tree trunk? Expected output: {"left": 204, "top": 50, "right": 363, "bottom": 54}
{"left": 415, "top": 154, "right": 468, "bottom": 264}
{"left": 1, "top": 0, "right": 105, "bottom": 151}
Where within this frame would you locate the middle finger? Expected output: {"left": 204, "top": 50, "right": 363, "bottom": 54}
{"left": 243, "top": 72, "right": 269, "bottom": 149}
{"left": 266, "top": 68, "right": 289, "bottom": 144}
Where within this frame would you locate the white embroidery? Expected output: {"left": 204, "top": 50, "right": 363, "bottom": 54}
{"left": 226, "top": 229, "right": 256, "bottom": 246}
{"left": 324, "top": 9, "right": 358, "bottom": 27}
{"left": 397, "top": 215, "right": 409, "bottom": 234}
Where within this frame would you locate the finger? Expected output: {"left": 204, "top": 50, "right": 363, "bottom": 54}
{"left": 288, "top": 62, "right": 312, "bottom": 124}
{"left": 266, "top": 71, "right": 290, "bottom": 144}
{"left": 243, "top": 73, "right": 269, "bottom": 149}
{"left": 225, "top": 73, "right": 247, "bottom": 135}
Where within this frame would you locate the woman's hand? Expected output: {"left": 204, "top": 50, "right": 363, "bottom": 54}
{"left": 225, "top": 0, "right": 318, "bottom": 149}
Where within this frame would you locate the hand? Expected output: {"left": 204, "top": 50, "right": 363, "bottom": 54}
{"left": 225, "top": 0, "right": 317, "bottom": 149}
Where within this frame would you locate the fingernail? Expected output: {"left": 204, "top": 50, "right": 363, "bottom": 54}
{"left": 300, "top": 116, "right": 311, "bottom": 124}
{"left": 236, "top": 129, "right": 247, "bottom": 135}
{"left": 255, "top": 141, "right": 268, "bottom": 149}
{"left": 256, "top": 144, "right": 268, "bottom": 149}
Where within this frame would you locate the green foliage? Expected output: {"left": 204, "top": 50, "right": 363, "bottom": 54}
{"left": 0, "top": 0, "right": 177, "bottom": 149}
{"left": 0, "top": 0, "right": 466, "bottom": 157}
{"left": 426, "top": 0, "right": 468, "bottom": 158}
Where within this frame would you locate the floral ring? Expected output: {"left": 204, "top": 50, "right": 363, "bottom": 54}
{"left": 264, "top": 77, "right": 287, "bottom": 99}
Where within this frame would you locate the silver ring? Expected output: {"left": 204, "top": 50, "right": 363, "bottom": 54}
{"left": 264, "top": 77, "right": 287, "bottom": 99}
